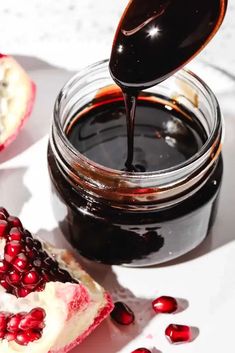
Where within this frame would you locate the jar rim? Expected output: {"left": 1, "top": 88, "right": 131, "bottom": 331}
{"left": 53, "top": 59, "right": 222, "bottom": 180}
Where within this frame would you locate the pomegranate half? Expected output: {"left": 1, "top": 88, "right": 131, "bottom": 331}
{"left": 0, "top": 207, "right": 113, "bottom": 353}
{"left": 0, "top": 54, "right": 36, "bottom": 151}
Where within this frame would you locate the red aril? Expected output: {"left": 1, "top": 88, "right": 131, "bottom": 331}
{"left": 0, "top": 207, "right": 9, "bottom": 218}
{"left": 165, "top": 324, "right": 191, "bottom": 344}
{"left": 0, "top": 312, "right": 8, "bottom": 330}
{"left": 19, "top": 308, "right": 45, "bottom": 330}
{"left": 16, "top": 330, "right": 42, "bottom": 345}
{"left": 12, "top": 253, "right": 29, "bottom": 272}
{"left": 0, "top": 260, "right": 10, "bottom": 273}
{"left": 7, "top": 313, "right": 24, "bottom": 332}
{"left": 111, "top": 302, "right": 135, "bottom": 325}
{"left": 152, "top": 296, "right": 178, "bottom": 314}
{"left": 4, "top": 241, "right": 23, "bottom": 262}
{"left": 0, "top": 220, "right": 8, "bottom": 238}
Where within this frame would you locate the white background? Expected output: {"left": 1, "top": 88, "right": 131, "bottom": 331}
{"left": 0, "top": 0, "right": 235, "bottom": 72}
{"left": 0, "top": 2, "right": 235, "bottom": 353}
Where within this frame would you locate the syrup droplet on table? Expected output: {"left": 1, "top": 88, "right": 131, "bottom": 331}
{"left": 109, "top": 0, "right": 227, "bottom": 170}
{"left": 165, "top": 324, "right": 191, "bottom": 344}
{"left": 152, "top": 296, "right": 178, "bottom": 314}
{"left": 111, "top": 302, "right": 135, "bottom": 325}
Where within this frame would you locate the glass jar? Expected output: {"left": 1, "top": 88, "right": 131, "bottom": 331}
{"left": 47, "top": 60, "right": 223, "bottom": 267}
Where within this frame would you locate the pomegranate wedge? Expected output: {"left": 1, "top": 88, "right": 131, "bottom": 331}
{"left": 0, "top": 54, "right": 36, "bottom": 150}
{"left": 0, "top": 207, "right": 113, "bottom": 353}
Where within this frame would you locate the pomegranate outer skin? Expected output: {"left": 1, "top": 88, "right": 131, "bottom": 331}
{"left": 43, "top": 245, "right": 114, "bottom": 353}
{"left": 0, "top": 54, "right": 36, "bottom": 151}
{"left": 48, "top": 293, "right": 113, "bottom": 353}
{"left": 0, "top": 212, "right": 114, "bottom": 352}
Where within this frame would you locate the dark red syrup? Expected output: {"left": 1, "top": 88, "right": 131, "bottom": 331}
{"left": 109, "top": 0, "right": 227, "bottom": 170}
{"left": 67, "top": 92, "right": 206, "bottom": 173}
{"left": 48, "top": 0, "right": 226, "bottom": 265}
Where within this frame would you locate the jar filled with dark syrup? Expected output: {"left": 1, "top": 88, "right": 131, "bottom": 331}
{"left": 48, "top": 61, "right": 223, "bottom": 266}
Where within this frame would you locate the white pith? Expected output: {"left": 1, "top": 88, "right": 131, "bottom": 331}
{"left": 0, "top": 238, "right": 108, "bottom": 353}
{"left": 0, "top": 57, "right": 33, "bottom": 145}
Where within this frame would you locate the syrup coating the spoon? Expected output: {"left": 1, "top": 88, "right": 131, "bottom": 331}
{"left": 109, "top": 0, "right": 227, "bottom": 90}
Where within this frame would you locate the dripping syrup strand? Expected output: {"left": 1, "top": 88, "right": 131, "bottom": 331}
{"left": 123, "top": 91, "right": 138, "bottom": 171}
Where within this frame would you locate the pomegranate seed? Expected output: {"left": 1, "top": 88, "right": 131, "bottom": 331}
{"left": 14, "top": 287, "right": 31, "bottom": 298}
{"left": 52, "top": 268, "right": 72, "bottom": 282}
{"left": 0, "top": 331, "right": 5, "bottom": 339}
{"left": 7, "top": 313, "right": 24, "bottom": 332}
{"left": 39, "top": 251, "right": 47, "bottom": 260}
{"left": 33, "top": 259, "right": 42, "bottom": 268}
{"left": 0, "top": 207, "right": 77, "bottom": 299}
{"left": 152, "top": 296, "right": 178, "bottom": 314}
{"left": 29, "top": 308, "right": 46, "bottom": 321}
{"left": 165, "top": 324, "right": 191, "bottom": 344}
{"left": 20, "top": 308, "right": 45, "bottom": 330}
{"left": 4, "top": 241, "right": 23, "bottom": 262}
{"left": 25, "top": 246, "right": 38, "bottom": 259}
{"left": 0, "top": 260, "right": 10, "bottom": 274}
{"left": 32, "top": 239, "right": 42, "bottom": 250}
{"left": 36, "top": 284, "right": 46, "bottom": 292}
{"left": 24, "top": 229, "right": 32, "bottom": 237}
{"left": 43, "top": 256, "right": 58, "bottom": 269}
{"left": 22, "top": 269, "right": 40, "bottom": 289}
{"left": 0, "top": 312, "right": 8, "bottom": 330}
{"left": 131, "top": 349, "right": 151, "bottom": 353}
{"left": 5, "top": 332, "right": 17, "bottom": 341}
{"left": 12, "top": 253, "right": 29, "bottom": 272}
{"left": 0, "top": 220, "right": 8, "bottom": 238}
{"left": 9, "top": 228, "right": 24, "bottom": 241}
{"left": 28, "top": 331, "right": 42, "bottom": 342}
{"left": 6, "top": 270, "right": 22, "bottom": 287}
{"left": 16, "top": 330, "right": 41, "bottom": 345}
{"left": 0, "top": 278, "right": 12, "bottom": 291}
{"left": 25, "top": 237, "right": 34, "bottom": 247}
{"left": 111, "top": 302, "right": 135, "bottom": 325}
{"left": 0, "top": 207, "right": 9, "bottom": 218}
{"left": 7, "top": 216, "right": 22, "bottom": 228}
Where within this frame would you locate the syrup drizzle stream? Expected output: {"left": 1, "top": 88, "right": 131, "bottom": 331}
{"left": 123, "top": 91, "right": 137, "bottom": 171}
{"left": 109, "top": 0, "right": 227, "bottom": 171}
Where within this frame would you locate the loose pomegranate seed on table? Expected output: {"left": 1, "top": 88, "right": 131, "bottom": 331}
{"left": 131, "top": 349, "right": 152, "bottom": 353}
{"left": 152, "top": 296, "right": 178, "bottom": 314}
{"left": 165, "top": 324, "right": 192, "bottom": 344}
{"left": 110, "top": 302, "right": 135, "bottom": 325}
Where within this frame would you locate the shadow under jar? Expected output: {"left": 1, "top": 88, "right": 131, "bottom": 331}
{"left": 48, "top": 60, "right": 223, "bottom": 267}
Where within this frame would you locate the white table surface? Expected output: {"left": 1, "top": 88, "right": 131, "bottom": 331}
{"left": 0, "top": 2, "right": 235, "bottom": 353}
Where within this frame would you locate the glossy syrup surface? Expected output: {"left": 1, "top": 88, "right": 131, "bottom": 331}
{"left": 67, "top": 93, "right": 206, "bottom": 172}
{"left": 109, "top": 0, "right": 227, "bottom": 169}
{"left": 109, "top": 0, "right": 227, "bottom": 89}
{"left": 48, "top": 0, "right": 225, "bottom": 266}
